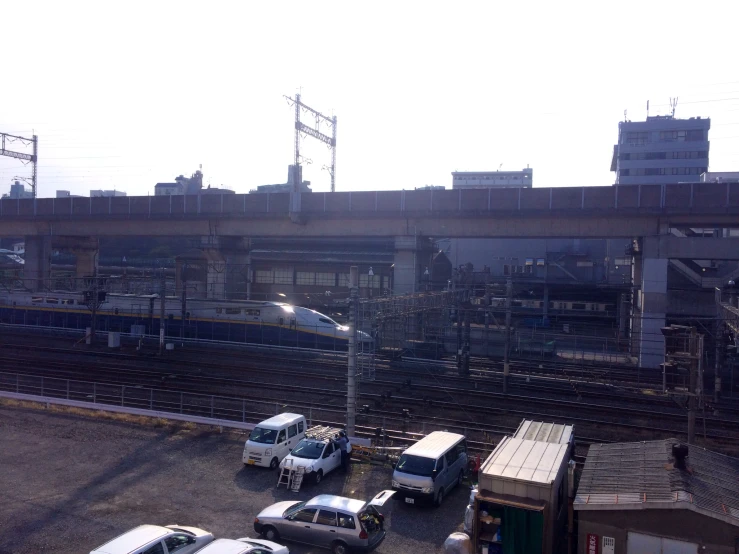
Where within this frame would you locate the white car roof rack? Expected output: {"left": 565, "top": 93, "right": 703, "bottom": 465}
{"left": 305, "top": 426, "right": 342, "bottom": 442}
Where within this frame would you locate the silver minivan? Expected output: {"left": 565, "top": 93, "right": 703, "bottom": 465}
{"left": 391, "top": 431, "right": 467, "bottom": 506}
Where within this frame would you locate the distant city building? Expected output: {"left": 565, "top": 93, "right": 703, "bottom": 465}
{"left": 154, "top": 182, "right": 184, "bottom": 196}
{"left": 155, "top": 169, "right": 234, "bottom": 195}
{"left": 451, "top": 168, "right": 533, "bottom": 189}
{"left": 90, "top": 190, "right": 126, "bottom": 197}
{"left": 415, "top": 185, "right": 445, "bottom": 190}
{"left": 611, "top": 115, "right": 710, "bottom": 185}
{"left": 700, "top": 171, "right": 739, "bottom": 184}
{"left": 2, "top": 181, "right": 33, "bottom": 199}
{"left": 250, "top": 165, "right": 311, "bottom": 194}
{"left": 56, "top": 190, "right": 84, "bottom": 198}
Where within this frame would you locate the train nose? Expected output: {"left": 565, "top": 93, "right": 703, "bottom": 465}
{"left": 358, "top": 331, "right": 373, "bottom": 343}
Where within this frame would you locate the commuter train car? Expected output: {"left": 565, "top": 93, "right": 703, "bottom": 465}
{"left": 0, "top": 291, "right": 372, "bottom": 350}
{"left": 486, "top": 297, "right": 614, "bottom": 315}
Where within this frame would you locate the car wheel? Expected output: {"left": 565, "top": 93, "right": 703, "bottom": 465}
{"left": 457, "top": 470, "right": 464, "bottom": 487}
{"left": 435, "top": 488, "right": 444, "bottom": 507}
{"left": 269, "top": 457, "right": 279, "bottom": 470}
{"left": 315, "top": 469, "right": 324, "bottom": 484}
{"left": 331, "top": 540, "right": 349, "bottom": 554}
{"left": 262, "top": 526, "right": 279, "bottom": 542}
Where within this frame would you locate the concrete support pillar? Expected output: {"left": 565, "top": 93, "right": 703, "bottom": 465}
{"left": 639, "top": 257, "right": 668, "bottom": 369}
{"left": 543, "top": 286, "right": 549, "bottom": 321}
{"left": 393, "top": 236, "right": 427, "bottom": 295}
{"left": 74, "top": 249, "right": 99, "bottom": 280}
{"left": 203, "top": 249, "right": 227, "bottom": 300}
{"left": 24, "top": 236, "right": 52, "bottom": 291}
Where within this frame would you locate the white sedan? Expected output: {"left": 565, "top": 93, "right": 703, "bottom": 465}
{"left": 279, "top": 438, "right": 351, "bottom": 484}
{"left": 193, "top": 537, "right": 289, "bottom": 554}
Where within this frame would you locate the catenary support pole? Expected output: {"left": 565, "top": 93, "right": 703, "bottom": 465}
{"left": 347, "top": 266, "right": 359, "bottom": 437}
{"left": 503, "top": 277, "right": 512, "bottom": 393}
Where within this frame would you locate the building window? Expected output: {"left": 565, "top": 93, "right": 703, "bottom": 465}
{"left": 525, "top": 258, "right": 534, "bottom": 266}
{"left": 273, "top": 269, "right": 293, "bottom": 285}
{"left": 338, "top": 273, "right": 351, "bottom": 287}
{"left": 255, "top": 270, "right": 273, "bottom": 284}
{"left": 537, "top": 258, "right": 545, "bottom": 266}
{"left": 296, "top": 272, "right": 315, "bottom": 285}
{"left": 315, "top": 272, "right": 335, "bottom": 287}
{"left": 359, "top": 274, "right": 380, "bottom": 288}
{"left": 614, "top": 257, "right": 632, "bottom": 266}
{"left": 686, "top": 129, "right": 704, "bottom": 141}
{"left": 620, "top": 169, "right": 630, "bottom": 176}
{"left": 625, "top": 131, "right": 648, "bottom": 145}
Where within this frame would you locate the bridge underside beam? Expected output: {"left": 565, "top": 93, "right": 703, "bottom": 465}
{"left": 0, "top": 215, "right": 674, "bottom": 239}
{"left": 643, "top": 236, "right": 739, "bottom": 260}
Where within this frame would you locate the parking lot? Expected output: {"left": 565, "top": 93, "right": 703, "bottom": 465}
{"left": 0, "top": 402, "right": 469, "bottom": 554}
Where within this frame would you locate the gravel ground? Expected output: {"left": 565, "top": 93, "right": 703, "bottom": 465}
{"left": 0, "top": 402, "right": 469, "bottom": 554}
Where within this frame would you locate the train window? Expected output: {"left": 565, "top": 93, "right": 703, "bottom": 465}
{"left": 279, "top": 317, "right": 284, "bottom": 325}
{"left": 114, "top": 308, "right": 119, "bottom": 315}
{"left": 572, "top": 303, "right": 586, "bottom": 310}
{"left": 225, "top": 308, "right": 241, "bottom": 314}
{"left": 245, "top": 309, "right": 260, "bottom": 316}
{"left": 32, "top": 297, "right": 43, "bottom": 303}
{"left": 46, "top": 298, "right": 58, "bottom": 304}
{"left": 215, "top": 308, "right": 223, "bottom": 314}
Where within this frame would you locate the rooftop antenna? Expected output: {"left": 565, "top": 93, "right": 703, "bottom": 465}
{"left": 498, "top": 163, "right": 503, "bottom": 171}
{"left": 670, "top": 97, "right": 678, "bottom": 118}
{"left": 624, "top": 109, "right": 627, "bottom": 122}
{"left": 646, "top": 100, "right": 650, "bottom": 118}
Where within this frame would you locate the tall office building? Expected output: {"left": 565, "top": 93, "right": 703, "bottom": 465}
{"left": 611, "top": 115, "right": 710, "bottom": 185}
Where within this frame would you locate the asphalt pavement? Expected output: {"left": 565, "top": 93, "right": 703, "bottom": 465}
{"left": 0, "top": 402, "right": 470, "bottom": 553}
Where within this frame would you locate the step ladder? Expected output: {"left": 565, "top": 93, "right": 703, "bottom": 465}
{"left": 290, "top": 465, "right": 305, "bottom": 492}
{"left": 276, "top": 459, "right": 307, "bottom": 492}
{"left": 277, "top": 459, "right": 294, "bottom": 489}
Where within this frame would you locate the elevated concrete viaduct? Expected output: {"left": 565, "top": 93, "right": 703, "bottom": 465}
{"left": 4, "top": 182, "right": 739, "bottom": 369}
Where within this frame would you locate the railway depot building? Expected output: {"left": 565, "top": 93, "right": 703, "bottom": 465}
{"left": 574, "top": 439, "right": 739, "bottom": 553}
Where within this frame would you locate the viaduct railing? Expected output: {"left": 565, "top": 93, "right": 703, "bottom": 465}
{"left": 1, "top": 183, "right": 739, "bottom": 219}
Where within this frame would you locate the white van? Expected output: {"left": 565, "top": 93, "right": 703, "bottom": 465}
{"left": 243, "top": 413, "right": 306, "bottom": 469}
{"left": 391, "top": 431, "right": 467, "bottom": 507}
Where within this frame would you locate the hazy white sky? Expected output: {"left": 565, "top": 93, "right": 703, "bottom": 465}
{"left": 2, "top": 1, "right": 738, "bottom": 197}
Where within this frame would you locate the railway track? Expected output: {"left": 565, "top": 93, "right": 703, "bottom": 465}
{"left": 1, "top": 341, "right": 737, "bottom": 455}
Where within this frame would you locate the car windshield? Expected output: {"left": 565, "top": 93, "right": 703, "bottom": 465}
{"left": 396, "top": 454, "right": 436, "bottom": 476}
{"left": 250, "top": 427, "right": 277, "bottom": 444}
{"left": 291, "top": 439, "right": 325, "bottom": 460}
{"left": 244, "top": 542, "right": 271, "bottom": 550}
{"left": 283, "top": 501, "right": 306, "bottom": 517}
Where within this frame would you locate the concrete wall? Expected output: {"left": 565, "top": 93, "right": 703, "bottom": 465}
{"left": 0, "top": 183, "right": 737, "bottom": 239}
{"left": 577, "top": 509, "right": 738, "bottom": 554}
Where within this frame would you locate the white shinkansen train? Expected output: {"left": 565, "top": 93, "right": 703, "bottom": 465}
{"left": 0, "top": 290, "right": 372, "bottom": 350}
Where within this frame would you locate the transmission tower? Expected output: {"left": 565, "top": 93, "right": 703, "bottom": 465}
{"left": 284, "top": 94, "right": 337, "bottom": 192}
{"left": 0, "top": 132, "right": 38, "bottom": 197}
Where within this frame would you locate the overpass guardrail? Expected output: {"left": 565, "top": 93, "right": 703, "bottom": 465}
{"left": 2, "top": 182, "right": 739, "bottom": 218}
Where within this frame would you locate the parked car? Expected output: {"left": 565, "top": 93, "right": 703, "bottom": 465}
{"left": 89, "top": 524, "right": 213, "bottom": 554}
{"left": 279, "top": 427, "right": 352, "bottom": 484}
{"left": 392, "top": 431, "right": 467, "bottom": 506}
{"left": 192, "top": 537, "right": 289, "bottom": 554}
{"left": 243, "top": 413, "right": 306, "bottom": 469}
{"left": 253, "top": 491, "right": 395, "bottom": 554}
